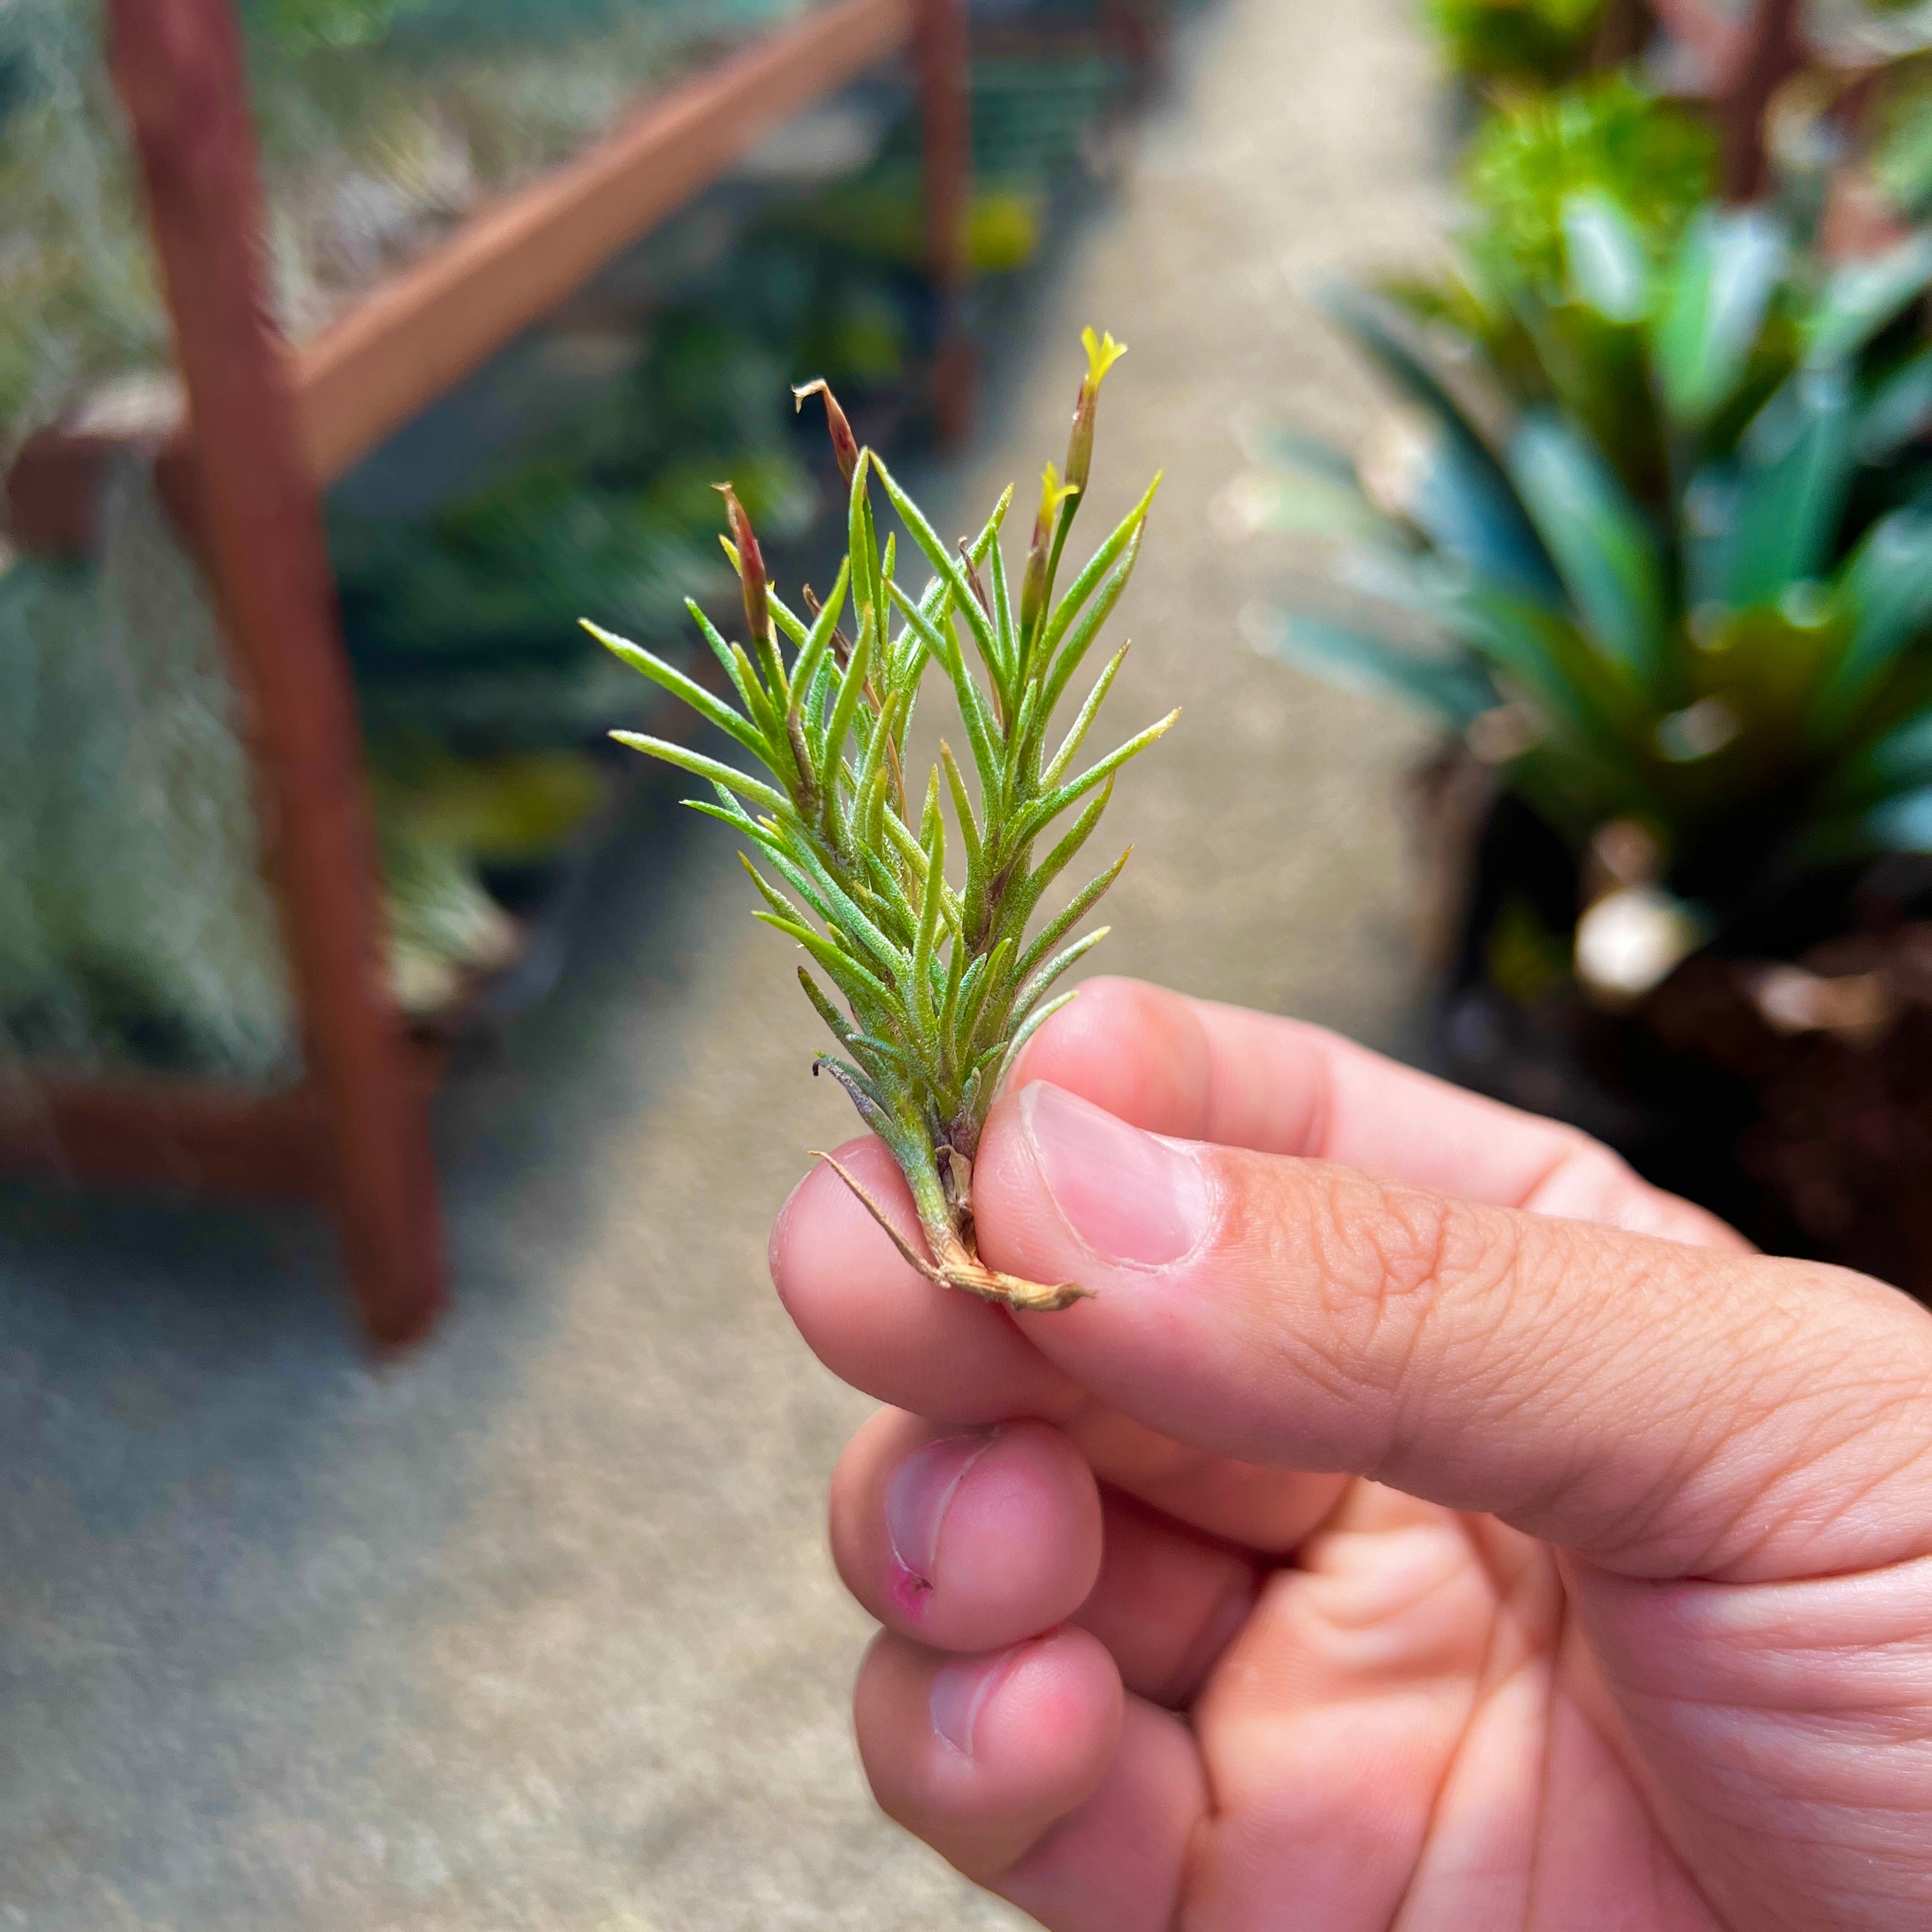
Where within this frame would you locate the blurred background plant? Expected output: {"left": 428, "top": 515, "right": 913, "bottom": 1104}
{"left": 0, "top": 0, "right": 1147, "bottom": 1075}
{"left": 1246, "top": 218, "right": 1932, "bottom": 899}
{"left": 1230, "top": 17, "right": 1932, "bottom": 1289}
{"left": 1425, "top": 0, "right": 1616, "bottom": 93}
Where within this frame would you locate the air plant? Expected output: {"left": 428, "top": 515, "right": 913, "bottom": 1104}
{"left": 588, "top": 331, "right": 1170, "bottom": 1310}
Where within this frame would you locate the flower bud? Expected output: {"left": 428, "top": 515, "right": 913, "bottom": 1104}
{"left": 1020, "top": 461, "right": 1078, "bottom": 641}
{"left": 793, "top": 378, "right": 860, "bottom": 486}
{"left": 1062, "top": 326, "right": 1127, "bottom": 499}
{"left": 714, "top": 482, "right": 769, "bottom": 645}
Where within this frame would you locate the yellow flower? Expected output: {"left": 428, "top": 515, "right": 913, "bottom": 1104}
{"left": 1036, "top": 460, "right": 1080, "bottom": 528}
{"left": 1065, "top": 330, "right": 1127, "bottom": 497}
{"left": 1081, "top": 326, "right": 1128, "bottom": 390}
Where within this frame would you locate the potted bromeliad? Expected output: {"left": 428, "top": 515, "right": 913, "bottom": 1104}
{"left": 1238, "top": 82, "right": 1932, "bottom": 1294}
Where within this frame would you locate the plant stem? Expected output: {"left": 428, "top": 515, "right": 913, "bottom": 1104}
{"left": 812, "top": 1139, "right": 1090, "bottom": 1314}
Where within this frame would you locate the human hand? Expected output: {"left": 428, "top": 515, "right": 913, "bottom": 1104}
{"left": 769, "top": 978, "right": 1932, "bottom": 1930}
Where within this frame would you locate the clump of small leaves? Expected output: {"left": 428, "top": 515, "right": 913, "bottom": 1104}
{"left": 586, "top": 332, "right": 1170, "bottom": 1310}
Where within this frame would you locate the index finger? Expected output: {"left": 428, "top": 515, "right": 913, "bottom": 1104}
{"left": 1013, "top": 978, "right": 1745, "bottom": 1249}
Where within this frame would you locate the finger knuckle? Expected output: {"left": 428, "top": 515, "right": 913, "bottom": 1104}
{"left": 1291, "top": 1164, "right": 1520, "bottom": 1395}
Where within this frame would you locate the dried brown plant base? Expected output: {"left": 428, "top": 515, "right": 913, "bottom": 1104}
{"left": 809, "top": 1150, "right": 1092, "bottom": 1314}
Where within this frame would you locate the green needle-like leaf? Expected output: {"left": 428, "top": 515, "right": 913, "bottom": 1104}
{"left": 602, "top": 342, "right": 1165, "bottom": 1314}
{"left": 609, "top": 733, "right": 787, "bottom": 814}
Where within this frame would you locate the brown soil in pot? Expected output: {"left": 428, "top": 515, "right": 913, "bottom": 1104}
{"left": 1418, "top": 755, "right": 1932, "bottom": 1304}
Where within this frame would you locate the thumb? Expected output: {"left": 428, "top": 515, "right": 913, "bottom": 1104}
{"left": 975, "top": 1082, "right": 1932, "bottom": 1584}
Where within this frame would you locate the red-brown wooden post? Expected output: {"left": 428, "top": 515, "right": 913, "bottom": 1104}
{"left": 1102, "top": 0, "right": 1166, "bottom": 86}
{"left": 105, "top": 0, "right": 445, "bottom": 1344}
{"left": 1721, "top": 0, "right": 1805, "bottom": 202}
{"left": 916, "top": 0, "right": 974, "bottom": 443}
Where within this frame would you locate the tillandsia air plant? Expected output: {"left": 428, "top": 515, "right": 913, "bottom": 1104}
{"left": 586, "top": 331, "right": 1170, "bottom": 1311}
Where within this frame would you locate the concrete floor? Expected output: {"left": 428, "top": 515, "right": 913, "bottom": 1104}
{"left": 0, "top": 2, "right": 1443, "bottom": 1925}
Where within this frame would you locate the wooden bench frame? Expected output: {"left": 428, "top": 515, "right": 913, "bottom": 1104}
{"left": 0, "top": 0, "right": 970, "bottom": 1344}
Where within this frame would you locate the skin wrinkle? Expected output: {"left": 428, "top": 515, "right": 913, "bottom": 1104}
{"left": 1717, "top": 1408, "right": 1919, "bottom": 1578}
{"left": 1222, "top": 1169, "right": 1386, "bottom": 1421}
{"left": 1367, "top": 1231, "right": 1524, "bottom": 1495}
{"left": 1552, "top": 1655, "right": 1733, "bottom": 1932}
{"left": 1301, "top": 1519, "right": 1487, "bottom": 1638}
{"left": 1276, "top": 1167, "right": 1471, "bottom": 1441}
{"left": 1560, "top": 1566, "right": 1932, "bottom": 1924}
{"left": 1386, "top": 1216, "right": 1590, "bottom": 1494}
{"left": 1388, "top": 1522, "right": 1561, "bottom": 1932}
{"left": 1666, "top": 1301, "right": 1932, "bottom": 1577}
{"left": 1381, "top": 1656, "right": 1486, "bottom": 1931}
{"left": 1634, "top": 1717, "right": 1930, "bottom": 1915}
{"left": 1577, "top": 1312, "right": 1769, "bottom": 1575}
{"left": 1519, "top": 1597, "right": 1570, "bottom": 1932}
{"left": 1383, "top": 1210, "right": 1706, "bottom": 1551}
{"left": 1501, "top": 1228, "right": 1913, "bottom": 1579}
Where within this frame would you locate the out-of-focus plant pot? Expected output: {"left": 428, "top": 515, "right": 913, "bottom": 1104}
{"left": 1414, "top": 751, "right": 1932, "bottom": 1302}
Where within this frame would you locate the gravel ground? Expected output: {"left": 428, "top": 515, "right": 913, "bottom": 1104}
{"left": 0, "top": 1, "right": 1445, "bottom": 1924}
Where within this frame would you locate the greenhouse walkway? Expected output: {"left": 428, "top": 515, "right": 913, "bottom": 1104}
{"left": 0, "top": 1, "right": 1438, "bottom": 1924}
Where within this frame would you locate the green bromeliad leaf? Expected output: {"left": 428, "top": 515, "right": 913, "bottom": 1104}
{"left": 1652, "top": 209, "right": 1789, "bottom": 427}
{"left": 1507, "top": 412, "right": 1666, "bottom": 693}
{"left": 1253, "top": 613, "right": 1496, "bottom": 725}
{"left": 1243, "top": 222, "right": 1932, "bottom": 900}
{"left": 1722, "top": 361, "right": 1859, "bottom": 607}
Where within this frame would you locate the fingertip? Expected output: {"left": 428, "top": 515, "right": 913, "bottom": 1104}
{"left": 768, "top": 1135, "right": 906, "bottom": 1312}
{"left": 1008, "top": 976, "right": 1214, "bottom": 1138}
{"left": 831, "top": 1413, "right": 1103, "bottom": 1651}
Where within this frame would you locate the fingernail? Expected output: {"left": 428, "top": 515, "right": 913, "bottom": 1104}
{"left": 1021, "top": 1083, "right": 1212, "bottom": 1268}
{"left": 930, "top": 1648, "right": 1019, "bottom": 1758}
{"left": 885, "top": 1429, "right": 1000, "bottom": 1593}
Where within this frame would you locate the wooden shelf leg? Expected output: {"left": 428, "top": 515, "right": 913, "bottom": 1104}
{"left": 1721, "top": 0, "right": 1804, "bottom": 204}
{"left": 1103, "top": 0, "right": 1167, "bottom": 89}
{"left": 916, "top": 0, "right": 974, "bottom": 443}
{"left": 107, "top": 0, "right": 445, "bottom": 1347}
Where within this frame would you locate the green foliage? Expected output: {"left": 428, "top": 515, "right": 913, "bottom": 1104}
{"left": 1425, "top": 0, "right": 1609, "bottom": 90}
{"left": 1379, "top": 80, "right": 1932, "bottom": 528}
{"left": 330, "top": 302, "right": 816, "bottom": 742}
{"left": 0, "top": 1, "right": 169, "bottom": 456}
{"left": 1462, "top": 76, "right": 1717, "bottom": 295}
{"left": 1867, "top": 55, "right": 1932, "bottom": 221}
{"left": 1247, "top": 234, "right": 1932, "bottom": 908}
{"left": 368, "top": 740, "right": 606, "bottom": 1014}
{"left": 596, "top": 340, "right": 1172, "bottom": 1310}
{"left": 247, "top": 0, "right": 409, "bottom": 54}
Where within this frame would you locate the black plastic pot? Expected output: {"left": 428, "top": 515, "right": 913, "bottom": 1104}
{"left": 1421, "top": 762, "right": 1932, "bottom": 1301}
